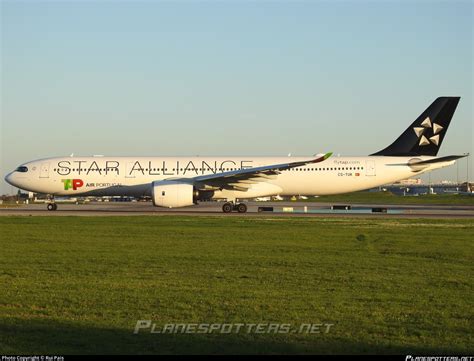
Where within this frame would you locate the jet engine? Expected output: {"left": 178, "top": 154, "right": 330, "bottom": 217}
{"left": 151, "top": 180, "right": 195, "bottom": 208}
{"left": 151, "top": 180, "right": 213, "bottom": 208}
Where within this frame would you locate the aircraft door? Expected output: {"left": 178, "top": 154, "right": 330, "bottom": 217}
{"left": 365, "top": 161, "right": 376, "bottom": 176}
{"left": 39, "top": 162, "right": 50, "bottom": 178}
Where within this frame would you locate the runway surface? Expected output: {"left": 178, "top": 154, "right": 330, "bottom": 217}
{"left": 1, "top": 201, "right": 473, "bottom": 218}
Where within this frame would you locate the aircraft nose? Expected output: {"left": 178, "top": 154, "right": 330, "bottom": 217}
{"left": 4, "top": 172, "right": 15, "bottom": 186}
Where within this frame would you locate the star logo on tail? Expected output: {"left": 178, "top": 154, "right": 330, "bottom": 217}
{"left": 413, "top": 117, "right": 443, "bottom": 146}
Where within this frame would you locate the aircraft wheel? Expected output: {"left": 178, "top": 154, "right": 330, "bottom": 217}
{"left": 222, "top": 203, "right": 233, "bottom": 213}
{"left": 47, "top": 203, "right": 57, "bottom": 211}
{"left": 237, "top": 203, "right": 247, "bottom": 213}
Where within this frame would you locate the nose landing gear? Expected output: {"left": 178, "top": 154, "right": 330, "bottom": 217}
{"left": 46, "top": 195, "right": 57, "bottom": 211}
{"left": 47, "top": 203, "right": 58, "bottom": 211}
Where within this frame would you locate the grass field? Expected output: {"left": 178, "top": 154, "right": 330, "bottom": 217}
{"left": 0, "top": 216, "right": 472, "bottom": 354}
{"left": 301, "top": 192, "right": 474, "bottom": 205}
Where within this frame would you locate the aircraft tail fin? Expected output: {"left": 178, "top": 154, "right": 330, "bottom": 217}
{"left": 371, "top": 97, "right": 460, "bottom": 156}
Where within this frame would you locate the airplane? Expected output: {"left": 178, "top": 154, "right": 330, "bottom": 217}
{"left": 4, "top": 97, "right": 467, "bottom": 213}
{"left": 254, "top": 197, "right": 272, "bottom": 202}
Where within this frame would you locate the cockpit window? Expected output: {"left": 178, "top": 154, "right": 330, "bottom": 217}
{"left": 16, "top": 166, "right": 28, "bottom": 173}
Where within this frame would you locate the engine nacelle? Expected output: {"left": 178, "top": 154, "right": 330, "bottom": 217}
{"left": 151, "top": 180, "right": 194, "bottom": 208}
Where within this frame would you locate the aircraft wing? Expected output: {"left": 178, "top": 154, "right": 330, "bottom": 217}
{"left": 190, "top": 152, "right": 332, "bottom": 191}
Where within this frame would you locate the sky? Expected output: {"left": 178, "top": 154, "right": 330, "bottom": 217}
{"left": 1, "top": 0, "right": 473, "bottom": 194}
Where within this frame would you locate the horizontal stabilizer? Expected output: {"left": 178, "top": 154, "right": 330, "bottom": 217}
{"left": 385, "top": 154, "right": 468, "bottom": 169}
{"left": 409, "top": 154, "right": 468, "bottom": 166}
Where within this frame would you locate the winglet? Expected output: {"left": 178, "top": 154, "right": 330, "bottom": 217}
{"left": 310, "top": 152, "right": 332, "bottom": 163}
{"left": 324, "top": 152, "right": 332, "bottom": 160}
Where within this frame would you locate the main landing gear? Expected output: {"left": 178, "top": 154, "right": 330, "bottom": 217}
{"left": 222, "top": 202, "right": 247, "bottom": 213}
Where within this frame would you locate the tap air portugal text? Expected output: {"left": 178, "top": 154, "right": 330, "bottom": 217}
{"left": 4, "top": 97, "right": 467, "bottom": 213}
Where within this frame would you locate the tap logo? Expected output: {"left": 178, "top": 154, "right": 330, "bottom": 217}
{"left": 62, "top": 179, "right": 84, "bottom": 191}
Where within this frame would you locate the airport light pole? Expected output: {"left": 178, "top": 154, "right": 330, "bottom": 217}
{"left": 467, "top": 153, "right": 470, "bottom": 183}
{"left": 457, "top": 160, "right": 459, "bottom": 185}
{"left": 428, "top": 172, "right": 431, "bottom": 194}
{"left": 467, "top": 153, "right": 470, "bottom": 189}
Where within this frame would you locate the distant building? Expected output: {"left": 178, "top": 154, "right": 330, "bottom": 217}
{"left": 393, "top": 178, "right": 422, "bottom": 185}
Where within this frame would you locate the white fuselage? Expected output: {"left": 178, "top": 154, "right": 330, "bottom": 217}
{"left": 5, "top": 155, "right": 454, "bottom": 200}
